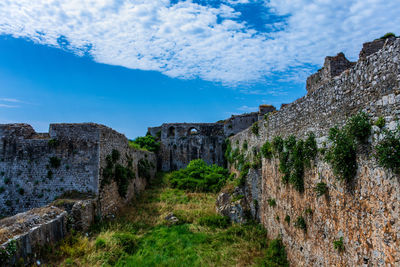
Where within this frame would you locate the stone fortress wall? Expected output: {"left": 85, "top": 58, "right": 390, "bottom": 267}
{"left": 148, "top": 105, "right": 276, "bottom": 172}
{"left": 222, "top": 36, "right": 400, "bottom": 266}
{"left": 0, "top": 123, "right": 156, "bottom": 217}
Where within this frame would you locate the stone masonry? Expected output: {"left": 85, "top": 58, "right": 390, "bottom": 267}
{"left": 223, "top": 37, "right": 400, "bottom": 266}
{"left": 148, "top": 105, "right": 276, "bottom": 172}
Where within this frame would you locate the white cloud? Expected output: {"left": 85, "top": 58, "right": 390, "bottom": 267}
{"left": 0, "top": 98, "right": 22, "bottom": 103}
{"left": 0, "top": 0, "right": 399, "bottom": 85}
{"left": 0, "top": 104, "right": 18, "bottom": 108}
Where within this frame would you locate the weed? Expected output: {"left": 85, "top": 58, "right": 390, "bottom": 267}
{"left": 294, "top": 216, "right": 306, "bottom": 232}
{"left": 375, "top": 128, "right": 400, "bottom": 174}
{"left": 243, "top": 140, "right": 248, "bottom": 151}
{"left": 267, "top": 198, "right": 276, "bottom": 207}
{"left": 284, "top": 215, "right": 290, "bottom": 224}
{"left": 261, "top": 141, "right": 273, "bottom": 159}
{"left": 49, "top": 157, "right": 61, "bottom": 168}
{"left": 261, "top": 238, "right": 289, "bottom": 267}
{"left": 346, "top": 112, "right": 372, "bottom": 143}
{"left": 314, "top": 182, "right": 328, "bottom": 197}
{"left": 333, "top": 237, "right": 344, "bottom": 252}
{"left": 251, "top": 122, "right": 259, "bottom": 136}
{"left": 375, "top": 116, "right": 386, "bottom": 128}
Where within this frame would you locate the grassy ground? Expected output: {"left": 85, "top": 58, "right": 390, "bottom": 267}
{"left": 41, "top": 173, "right": 277, "bottom": 267}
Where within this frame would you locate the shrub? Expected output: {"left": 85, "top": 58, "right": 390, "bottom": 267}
{"left": 169, "top": 159, "right": 229, "bottom": 192}
{"left": 47, "top": 170, "right": 53, "bottom": 179}
{"left": 138, "top": 159, "right": 152, "bottom": 181}
{"left": 267, "top": 198, "right": 276, "bottom": 207}
{"left": 375, "top": 128, "right": 400, "bottom": 174}
{"left": 242, "top": 140, "right": 248, "bottom": 151}
{"left": 0, "top": 240, "right": 17, "bottom": 264}
{"left": 303, "top": 132, "right": 318, "bottom": 166}
{"left": 115, "top": 164, "right": 135, "bottom": 198}
{"left": 0, "top": 187, "right": 4, "bottom": 194}
{"left": 251, "top": 122, "right": 259, "bottom": 136}
{"left": 129, "top": 135, "right": 160, "bottom": 153}
{"left": 262, "top": 238, "right": 289, "bottom": 267}
{"left": 224, "top": 139, "right": 234, "bottom": 164}
{"left": 304, "top": 207, "right": 313, "bottom": 216}
{"left": 198, "top": 215, "right": 230, "bottom": 229}
{"left": 17, "top": 188, "right": 24, "bottom": 195}
{"left": 325, "top": 126, "right": 357, "bottom": 182}
{"left": 95, "top": 238, "right": 106, "bottom": 249}
{"left": 261, "top": 141, "right": 273, "bottom": 159}
{"left": 111, "top": 149, "right": 120, "bottom": 163}
{"left": 49, "top": 157, "right": 61, "bottom": 168}
{"left": 375, "top": 116, "right": 386, "bottom": 128}
{"left": 284, "top": 215, "right": 290, "bottom": 224}
{"left": 251, "top": 153, "right": 262, "bottom": 169}
{"left": 294, "top": 216, "right": 306, "bottom": 232}
{"left": 48, "top": 139, "right": 59, "bottom": 147}
{"left": 346, "top": 112, "right": 372, "bottom": 143}
{"left": 112, "top": 232, "right": 137, "bottom": 254}
{"left": 3, "top": 178, "right": 10, "bottom": 185}
{"left": 333, "top": 237, "right": 344, "bottom": 252}
{"left": 380, "top": 32, "right": 396, "bottom": 39}
{"left": 314, "top": 182, "right": 328, "bottom": 197}
{"left": 236, "top": 162, "right": 250, "bottom": 187}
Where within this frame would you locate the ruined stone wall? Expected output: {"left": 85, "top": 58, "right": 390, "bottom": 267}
{"left": 98, "top": 127, "right": 156, "bottom": 217}
{"left": 149, "top": 106, "right": 276, "bottom": 172}
{"left": 0, "top": 124, "right": 100, "bottom": 216}
{"left": 226, "top": 38, "right": 400, "bottom": 266}
{"left": 0, "top": 123, "right": 157, "bottom": 217}
{"left": 149, "top": 123, "right": 226, "bottom": 171}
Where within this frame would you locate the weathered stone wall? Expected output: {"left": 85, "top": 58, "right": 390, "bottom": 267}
{"left": 148, "top": 105, "right": 276, "bottom": 172}
{"left": 149, "top": 123, "right": 226, "bottom": 171}
{"left": 0, "top": 123, "right": 157, "bottom": 217}
{"left": 226, "top": 38, "right": 400, "bottom": 266}
{"left": 0, "top": 205, "right": 67, "bottom": 266}
{"left": 98, "top": 127, "right": 156, "bottom": 216}
{"left": 0, "top": 124, "right": 100, "bottom": 216}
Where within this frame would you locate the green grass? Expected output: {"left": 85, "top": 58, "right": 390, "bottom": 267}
{"left": 42, "top": 173, "right": 286, "bottom": 266}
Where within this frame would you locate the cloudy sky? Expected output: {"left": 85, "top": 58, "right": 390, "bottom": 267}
{"left": 0, "top": 0, "right": 399, "bottom": 137}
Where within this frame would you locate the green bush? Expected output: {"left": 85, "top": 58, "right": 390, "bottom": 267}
{"left": 333, "top": 237, "right": 344, "bottom": 252}
{"left": 272, "top": 136, "right": 284, "bottom": 155}
{"left": 129, "top": 135, "right": 160, "bottom": 153}
{"left": 261, "top": 238, "right": 289, "bottom": 267}
{"left": 294, "top": 216, "right": 306, "bottom": 232}
{"left": 236, "top": 162, "right": 250, "bottom": 187}
{"left": 251, "top": 122, "right": 259, "bottom": 136}
{"left": 3, "top": 178, "right": 10, "bottom": 185}
{"left": 111, "top": 149, "right": 120, "bottom": 163}
{"left": 375, "top": 128, "right": 400, "bottom": 174}
{"left": 242, "top": 140, "right": 248, "bottom": 151}
{"left": 112, "top": 232, "right": 137, "bottom": 254}
{"left": 267, "top": 198, "right": 276, "bottom": 207}
{"left": 0, "top": 187, "right": 4, "bottom": 194}
{"left": 380, "top": 32, "right": 396, "bottom": 39}
{"left": 224, "top": 139, "right": 234, "bottom": 164}
{"left": 0, "top": 240, "right": 17, "bottom": 264}
{"left": 115, "top": 164, "right": 135, "bottom": 198}
{"left": 303, "top": 132, "right": 318, "bottom": 166}
{"left": 95, "top": 238, "right": 106, "bottom": 249}
{"left": 261, "top": 141, "right": 273, "bottom": 159}
{"left": 198, "top": 215, "right": 230, "bottom": 229}
{"left": 375, "top": 116, "right": 386, "bottom": 128}
{"left": 49, "top": 157, "right": 61, "bottom": 168}
{"left": 169, "top": 159, "right": 229, "bottom": 192}
{"left": 48, "top": 139, "right": 59, "bottom": 147}
{"left": 325, "top": 126, "right": 357, "bottom": 182}
{"left": 284, "top": 215, "right": 290, "bottom": 224}
{"left": 314, "top": 182, "right": 328, "bottom": 197}
{"left": 138, "top": 159, "right": 153, "bottom": 181}
{"left": 346, "top": 112, "right": 372, "bottom": 143}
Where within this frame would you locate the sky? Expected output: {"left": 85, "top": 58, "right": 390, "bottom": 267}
{"left": 0, "top": 0, "right": 399, "bottom": 138}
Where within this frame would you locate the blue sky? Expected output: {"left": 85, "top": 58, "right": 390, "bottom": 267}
{"left": 0, "top": 0, "right": 399, "bottom": 138}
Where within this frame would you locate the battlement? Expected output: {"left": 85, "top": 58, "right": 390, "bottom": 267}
{"left": 306, "top": 52, "right": 355, "bottom": 94}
